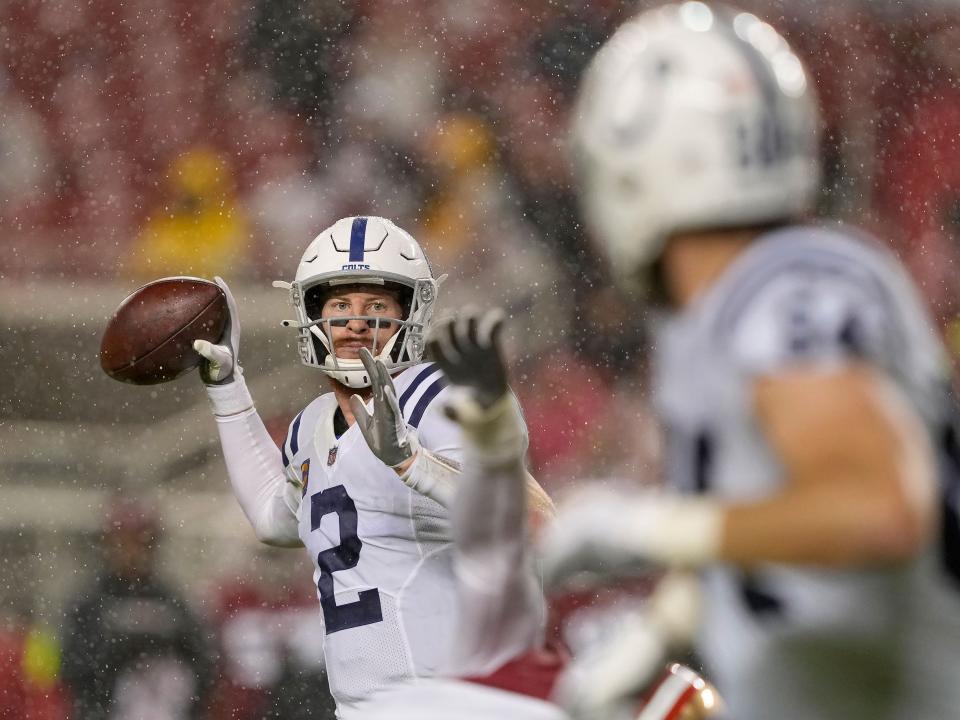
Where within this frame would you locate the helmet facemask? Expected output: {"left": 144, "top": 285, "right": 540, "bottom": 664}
{"left": 284, "top": 276, "right": 438, "bottom": 388}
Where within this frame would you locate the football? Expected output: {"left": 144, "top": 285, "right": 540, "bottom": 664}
{"left": 100, "top": 276, "right": 228, "bottom": 385}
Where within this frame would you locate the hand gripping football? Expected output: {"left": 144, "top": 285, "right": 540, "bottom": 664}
{"left": 100, "top": 276, "right": 228, "bottom": 385}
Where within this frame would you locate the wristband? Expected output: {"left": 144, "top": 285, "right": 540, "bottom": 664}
{"left": 205, "top": 372, "right": 254, "bottom": 417}
{"left": 398, "top": 445, "right": 461, "bottom": 508}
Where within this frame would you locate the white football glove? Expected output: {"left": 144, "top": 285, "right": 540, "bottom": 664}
{"left": 539, "top": 488, "right": 723, "bottom": 592}
{"left": 348, "top": 347, "right": 418, "bottom": 468}
{"left": 193, "top": 276, "right": 241, "bottom": 385}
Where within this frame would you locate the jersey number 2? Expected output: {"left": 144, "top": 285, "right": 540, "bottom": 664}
{"left": 311, "top": 484, "right": 383, "bottom": 634}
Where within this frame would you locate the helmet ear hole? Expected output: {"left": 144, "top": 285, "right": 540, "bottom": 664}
{"left": 304, "top": 285, "right": 327, "bottom": 320}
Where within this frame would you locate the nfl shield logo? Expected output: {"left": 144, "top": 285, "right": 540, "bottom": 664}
{"left": 327, "top": 445, "right": 339, "bottom": 466}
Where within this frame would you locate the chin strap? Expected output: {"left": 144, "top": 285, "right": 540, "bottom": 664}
{"left": 317, "top": 320, "right": 405, "bottom": 388}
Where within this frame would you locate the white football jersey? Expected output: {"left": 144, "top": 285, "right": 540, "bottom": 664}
{"left": 654, "top": 225, "right": 960, "bottom": 720}
{"left": 280, "top": 363, "right": 466, "bottom": 717}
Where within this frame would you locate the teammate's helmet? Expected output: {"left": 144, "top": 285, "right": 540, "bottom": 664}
{"left": 635, "top": 664, "right": 725, "bottom": 720}
{"left": 572, "top": 2, "right": 821, "bottom": 290}
{"left": 276, "top": 216, "right": 439, "bottom": 388}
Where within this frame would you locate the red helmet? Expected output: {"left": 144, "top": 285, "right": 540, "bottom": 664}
{"left": 636, "top": 664, "right": 725, "bottom": 720}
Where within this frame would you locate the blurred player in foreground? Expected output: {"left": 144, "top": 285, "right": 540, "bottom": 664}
{"left": 541, "top": 4, "right": 960, "bottom": 719}
{"left": 192, "top": 216, "right": 552, "bottom": 718}
{"left": 357, "top": 309, "right": 723, "bottom": 720}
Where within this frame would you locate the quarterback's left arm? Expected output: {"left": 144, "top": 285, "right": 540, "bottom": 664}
{"left": 349, "top": 348, "right": 463, "bottom": 507}
{"left": 350, "top": 348, "right": 554, "bottom": 527}
{"left": 411, "top": 386, "right": 554, "bottom": 529}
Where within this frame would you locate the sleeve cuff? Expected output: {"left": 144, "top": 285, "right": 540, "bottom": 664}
{"left": 398, "top": 446, "right": 460, "bottom": 508}
{"left": 205, "top": 373, "right": 255, "bottom": 417}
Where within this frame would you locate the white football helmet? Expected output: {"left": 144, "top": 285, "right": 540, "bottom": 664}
{"left": 572, "top": 1, "right": 821, "bottom": 290}
{"left": 274, "top": 216, "right": 439, "bottom": 388}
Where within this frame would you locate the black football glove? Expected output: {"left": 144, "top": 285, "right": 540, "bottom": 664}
{"left": 426, "top": 308, "right": 508, "bottom": 413}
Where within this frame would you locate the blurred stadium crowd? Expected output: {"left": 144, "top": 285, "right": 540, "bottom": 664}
{"left": 2, "top": 0, "right": 960, "bottom": 717}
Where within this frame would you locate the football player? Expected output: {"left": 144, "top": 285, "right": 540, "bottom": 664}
{"left": 192, "top": 215, "right": 551, "bottom": 718}
{"left": 355, "top": 309, "right": 723, "bottom": 720}
{"left": 540, "top": 4, "right": 960, "bottom": 720}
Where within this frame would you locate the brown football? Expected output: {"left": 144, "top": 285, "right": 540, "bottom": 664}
{"left": 100, "top": 277, "right": 228, "bottom": 385}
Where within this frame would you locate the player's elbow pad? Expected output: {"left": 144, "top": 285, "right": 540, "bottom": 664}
{"left": 252, "top": 525, "right": 303, "bottom": 548}
{"left": 250, "top": 502, "right": 303, "bottom": 547}
{"left": 249, "top": 482, "right": 304, "bottom": 548}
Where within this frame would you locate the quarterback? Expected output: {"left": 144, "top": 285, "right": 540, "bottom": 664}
{"left": 191, "top": 216, "right": 549, "bottom": 717}
{"left": 542, "top": 3, "right": 960, "bottom": 720}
